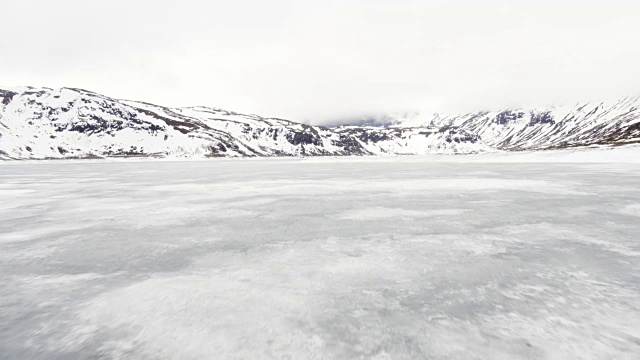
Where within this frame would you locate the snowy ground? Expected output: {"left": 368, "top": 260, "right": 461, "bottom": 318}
{"left": 1, "top": 149, "right": 640, "bottom": 359}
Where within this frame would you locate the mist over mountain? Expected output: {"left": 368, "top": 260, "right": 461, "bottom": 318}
{"left": 318, "top": 114, "right": 404, "bottom": 128}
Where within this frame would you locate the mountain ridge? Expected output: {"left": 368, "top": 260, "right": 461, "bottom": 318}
{"left": 1, "top": 87, "right": 638, "bottom": 160}
{"left": 384, "top": 96, "right": 640, "bottom": 150}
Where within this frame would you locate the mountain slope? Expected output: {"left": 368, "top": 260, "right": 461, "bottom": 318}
{"left": 0, "top": 87, "right": 489, "bottom": 159}
{"left": 388, "top": 98, "right": 640, "bottom": 150}
{"left": 1, "top": 87, "right": 639, "bottom": 160}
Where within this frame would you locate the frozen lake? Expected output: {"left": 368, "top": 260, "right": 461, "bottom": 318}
{"left": 2, "top": 153, "right": 640, "bottom": 359}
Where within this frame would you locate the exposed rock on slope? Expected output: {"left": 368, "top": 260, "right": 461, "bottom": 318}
{"left": 0, "top": 87, "right": 489, "bottom": 159}
{"left": 387, "top": 98, "right": 640, "bottom": 150}
{"left": 1, "top": 87, "right": 638, "bottom": 159}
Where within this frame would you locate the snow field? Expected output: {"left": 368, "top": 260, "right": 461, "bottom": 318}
{"left": 1, "top": 151, "right": 640, "bottom": 359}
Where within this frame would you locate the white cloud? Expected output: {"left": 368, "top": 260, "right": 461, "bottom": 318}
{"left": 2, "top": 0, "right": 639, "bottom": 124}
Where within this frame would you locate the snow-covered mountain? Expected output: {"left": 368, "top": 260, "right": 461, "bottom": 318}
{"left": 386, "top": 98, "right": 640, "bottom": 150}
{"left": 1, "top": 87, "right": 638, "bottom": 159}
{"left": 0, "top": 87, "right": 488, "bottom": 159}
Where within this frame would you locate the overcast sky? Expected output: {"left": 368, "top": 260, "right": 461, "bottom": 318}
{"left": 2, "top": 0, "right": 640, "bottom": 124}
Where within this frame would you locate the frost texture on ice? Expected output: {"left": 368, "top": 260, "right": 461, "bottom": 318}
{"left": 1, "top": 150, "right": 640, "bottom": 359}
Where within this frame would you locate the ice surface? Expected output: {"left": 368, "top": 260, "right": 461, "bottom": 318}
{"left": 1, "top": 152, "right": 640, "bottom": 359}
